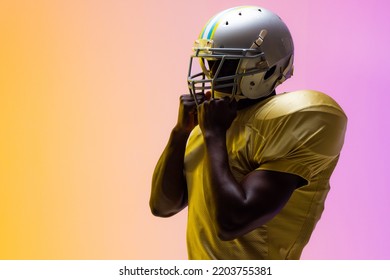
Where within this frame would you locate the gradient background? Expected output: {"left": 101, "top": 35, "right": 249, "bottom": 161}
{"left": 1, "top": 0, "right": 389, "bottom": 259}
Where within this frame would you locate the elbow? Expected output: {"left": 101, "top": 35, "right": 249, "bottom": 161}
{"left": 216, "top": 223, "right": 243, "bottom": 241}
{"left": 150, "top": 208, "right": 172, "bottom": 218}
{"left": 214, "top": 213, "right": 269, "bottom": 241}
{"left": 149, "top": 199, "right": 185, "bottom": 218}
{"left": 149, "top": 201, "right": 173, "bottom": 218}
{"left": 149, "top": 204, "right": 164, "bottom": 217}
{"left": 150, "top": 208, "right": 176, "bottom": 218}
{"left": 217, "top": 230, "right": 237, "bottom": 241}
{"left": 214, "top": 216, "right": 243, "bottom": 241}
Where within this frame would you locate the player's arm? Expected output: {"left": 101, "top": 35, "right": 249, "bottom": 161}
{"left": 198, "top": 98, "right": 306, "bottom": 240}
{"left": 150, "top": 94, "right": 204, "bottom": 217}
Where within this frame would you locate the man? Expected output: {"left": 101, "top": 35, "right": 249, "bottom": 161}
{"left": 150, "top": 6, "right": 347, "bottom": 259}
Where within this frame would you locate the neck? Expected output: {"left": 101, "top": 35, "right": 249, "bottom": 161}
{"left": 236, "top": 91, "right": 276, "bottom": 110}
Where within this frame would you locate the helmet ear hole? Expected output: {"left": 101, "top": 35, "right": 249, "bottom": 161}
{"left": 264, "top": 65, "right": 276, "bottom": 80}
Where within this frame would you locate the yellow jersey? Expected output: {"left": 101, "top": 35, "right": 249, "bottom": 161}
{"left": 184, "top": 90, "right": 347, "bottom": 259}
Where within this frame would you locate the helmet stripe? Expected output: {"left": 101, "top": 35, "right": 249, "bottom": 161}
{"left": 200, "top": 7, "right": 236, "bottom": 39}
{"left": 200, "top": 6, "right": 253, "bottom": 40}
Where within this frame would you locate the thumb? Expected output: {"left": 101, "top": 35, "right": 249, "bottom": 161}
{"left": 205, "top": 91, "right": 212, "bottom": 101}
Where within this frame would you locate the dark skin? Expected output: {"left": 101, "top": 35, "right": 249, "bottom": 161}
{"left": 150, "top": 92, "right": 307, "bottom": 241}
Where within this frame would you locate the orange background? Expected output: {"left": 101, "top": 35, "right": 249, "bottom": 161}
{"left": 0, "top": 0, "right": 196, "bottom": 259}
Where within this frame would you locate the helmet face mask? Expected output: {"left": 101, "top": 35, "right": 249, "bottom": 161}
{"left": 188, "top": 42, "right": 269, "bottom": 102}
{"left": 187, "top": 6, "right": 294, "bottom": 103}
{"left": 207, "top": 59, "right": 240, "bottom": 94}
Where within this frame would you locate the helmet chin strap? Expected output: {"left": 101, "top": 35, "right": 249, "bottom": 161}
{"left": 214, "top": 90, "right": 248, "bottom": 101}
{"left": 275, "top": 54, "right": 294, "bottom": 87}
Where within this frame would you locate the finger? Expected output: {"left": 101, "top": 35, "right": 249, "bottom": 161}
{"left": 205, "top": 91, "right": 212, "bottom": 101}
{"left": 181, "top": 94, "right": 205, "bottom": 106}
{"left": 189, "top": 94, "right": 206, "bottom": 107}
{"left": 197, "top": 98, "right": 208, "bottom": 110}
{"left": 183, "top": 92, "right": 204, "bottom": 99}
{"left": 181, "top": 94, "right": 198, "bottom": 101}
{"left": 194, "top": 93, "right": 205, "bottom": 102}
{"left": 222, "top": 96, "right": 232, "bottom": 104}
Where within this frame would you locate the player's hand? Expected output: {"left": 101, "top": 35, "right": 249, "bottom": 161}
{"left": 175, "top": 93, "right": 206, "bottom": 134}
{"left": 198, "top": 97, "right": 237, "bottom": 137}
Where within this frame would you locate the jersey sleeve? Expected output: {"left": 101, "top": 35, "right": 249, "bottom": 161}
{"left": 252, "top": 107, "right": 347, "bottom": 182}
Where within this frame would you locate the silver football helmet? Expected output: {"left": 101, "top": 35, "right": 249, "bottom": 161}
{"left": 187, "top": 6, "right": 294, "bottom": 103}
